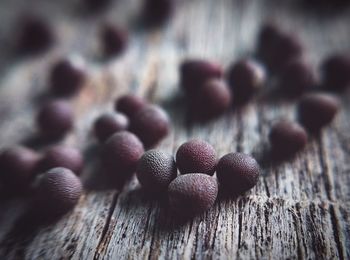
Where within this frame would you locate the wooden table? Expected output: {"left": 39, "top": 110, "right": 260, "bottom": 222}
{"left": 0, "top": 0, "right": 350, "bottom": 259}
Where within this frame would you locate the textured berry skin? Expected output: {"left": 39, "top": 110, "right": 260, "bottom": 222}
{"left": 34, "top": 167, "right": 82, "bottom": 217}
{"left": 102, "top": 131, "right": 144, "bottom": 178}
{"left": 168, "top": 173, "right": 218, "bottom": 216}
{"left": 227, "top": 59, "right": 266, "bottom": 105}
{"left": 142, "top": 0, "right": 174, "bottom": 26}
{"left": 101, "top": 24, "right": 128, "bottom": 58}
{"left": 136, "top": 150, "right": 177, "bottom": 192}
{"left": 257, "top": 24, "right": 303, "bottom": 73}
{"left": 94, "top": 113, "right": 129, "bottom": 142}
{"left": 17, "top": 14, "right": 54, "bottom": 54}
{"left": 176, "top": 139, "right": 217, "bottom": 176}
{"left": 278, "top": 60, "right": 316, "bottom": 98}
{"left": 269, "top": 120, "right": 308, "bottom": 159}
{"left": 298, "top": 93, "right": 340, "bottom": 132}
{"left": 130, "top": 105, "right": 170, "bottom": 148}
{"left": 37, "top": 100, "right": 73, "bottom": 140}
{"left": 191, "top": 79, "right": 232, "bottom": 120}
{"left": 216, "top": 153, "right": 260, "bottom": 195}
{"left": 50, "top": 59, "right": 86, "bottom": 97}
{"left": 0, "top": 146, "right": 40, "bottom": 191}
{"left": 39, "top": 146, "right": 84, "bottom": 175}
{"left": 180, "top": 59, "right": 223, "bottom": 95}
{"left": 115, "top": 94, "right": 147, "bottom": 118}
{"left": 322, "top": 54, "right": 350, "bottom": 92}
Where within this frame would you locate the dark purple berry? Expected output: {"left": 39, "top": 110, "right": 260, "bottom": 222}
{"left": 278, "top": 59, "right": 316, "bottom": 98}
{"left": 36, "top": 100, "right": 74, "bottom": 140}
{"left": 321, "top": 54, "right": 350, "bottom": 91}
{"left": 176, "top": 139, "right": 217, "bottom": 176}
{"left": 136, "top": 150, "right": 177, "bottom": 192}
{"left": 257, "top": 23, "right": 282, "bottom": 62}
{"left": 180, "top": 59, "right": 223, "bottom": 95}
{"left": 94, "top": 113, "right": 129, "bottom": 142}
{"left": 298, "top": 93, "right": 340, "bottom": 132}
{"left": 257, "top": 24, "right": 303, "bottom": 73}
{"left": 168, "top": 173, "right": 218, "bottom": 216}
{"left": 142, "top": 0, "right": 174, "bottom": 26}
{"left": 101, "top": 24, "right": 128, "bottom": 58}
{"left": 49, "top": 59, "right": 86, "bottom": 97}
{"left": 130, "top": 105, "right": 170, "bottom": 148}
{"left": 115, "top": 94, "right": 147, "bottom": 118}
{"left": 269, "top": 120, "right": 308, "bottom": 159}
{"left": 190, "top": 79, "right": 232, "bottom": 120}
{"left": 34, "top": 167, "right": 83, "bottom": 217}
{"left": 17, "top": 14, "right": 54, "bottom": 54}
{"left": 39, "top": 146, "right": 84, "bottom": 175}
{"left": 0, "top": 146, "right": 40, "bottom": 191}
{"left": 272, "top": 33, "right": 303, "bottom": 73}
{"left": 227, "top": 59, "right": 266, "bottom": 105}
{"left": 216, "top": 153, "right": 260, "bottom": 195}
{"left": 102, "top": 131, "right": 144, "bottom": 178}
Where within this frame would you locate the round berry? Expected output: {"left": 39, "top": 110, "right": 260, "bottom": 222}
{"left": 130, "top": 105, "right": 170, "bottom": 148}
{"left": 216, "top": 153, "right": 260, "bottom": 195}
{"left": 0, "top": 146, "right": 40, "bottom": 190}
{"left": 180, "top": 59, "right": 223, "bottom": 95}
{"left": 142, "top": 0, "right": 174, "bottom": 26}
{"left": 101, "top": 24, "right": 128, "bottom": 58}
{"left": 298, "top": 93, "right": 340, "bottom": 132}
{"left": 256, "top": 23, "right": 282, "bottom": 62}
{"left": 17, "top": 14, "right": 54, "bottom": 54}
{"left": 227, "top": 59, "right": 266, "bottom": 105}
{"left": 136, "top": 150, "right": 177, "bottom": 192}
{"left": 269, "top": 120, "right": 308, "bottom": 159}
{"left": 257, "top": 24, "right": 303, "bottom": 73}
{"left": 176, "top": 139, "right": 217, "bottom": 176}
{"left": 94, "top": 113, "right": 129, "bottom": 142}
{"left": 278, "top": 59, "right": 316, "bottom": 98}
{"left": 191, "top": 79, "right": 232, "bottom": 120}
{"left": 168, "top": 173, "right": 218, "bottom": 216}
{"left": 39, "top": 146, "right": 84, "bottom": 175}
{"left": 102, "top": 131, "right": 144, "bottom": 178}
{"left": 36, "top": 100, "right": 74, "bottom": 140}
{"left": 322, "top": 54, "right": 350, "bottom": 91}
{"left": 115, "top": 94, "right": 147, "bottom": 118}
{"left": 34, "top": 167, "right": 82, "bottom": 217}
{"left": 49, "top": 59, "right": 86, "bottom": 97}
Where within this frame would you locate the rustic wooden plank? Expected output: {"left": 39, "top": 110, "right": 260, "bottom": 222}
{"left": 0, "top": 0, "right": 350, "bottom": 259}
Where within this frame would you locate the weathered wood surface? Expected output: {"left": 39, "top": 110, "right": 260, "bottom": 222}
{"left": 0, "top": 0, "right": 350, "bottom": 259}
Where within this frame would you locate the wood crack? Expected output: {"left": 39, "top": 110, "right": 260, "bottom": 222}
{"left": 210, "top": 202, "right": 221, "bottom": 250}
{"left": 237, "top": 198, "right": 243, "bottom": 249}
{"left": 141, "top": 201, "right": 155, "bottom": 249}
{"left": 93, "top": 191, "right": 119, "bottom": 260}
{"left": 147, "top": 206, "right": 159, "bottom": 260}
{"left": 192, "top": 219, "right": 202, "bottom": 259}
{"left": 0, "top": 0, "right": 349, "bottom": 259}
{"left": 317, "top": 135, "right": 334, "bottom": 201}
{"left": 329, "top": 204, "right": 345, "bottom": 260}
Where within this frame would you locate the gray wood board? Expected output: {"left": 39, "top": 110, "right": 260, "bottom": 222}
{"left": 0, "top": 0, "right": 350, "bottom": 259}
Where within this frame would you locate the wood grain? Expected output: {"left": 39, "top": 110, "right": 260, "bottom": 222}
{"left": 0, "top": 0, "right": 350, "bottom": 259}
